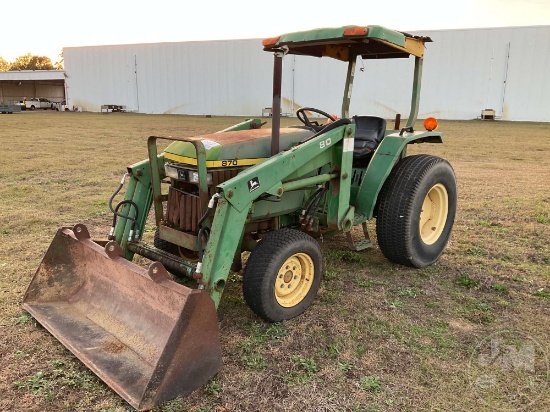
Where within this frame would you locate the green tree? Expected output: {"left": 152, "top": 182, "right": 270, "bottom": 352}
{"left": 53, "top": 51, "right": 64, "bottom": 70}
{"left": 10, "top": 53, "right": 54, "bottom": 70}
{"left": 0, "top": 57, "right": 9, "bottom": 71}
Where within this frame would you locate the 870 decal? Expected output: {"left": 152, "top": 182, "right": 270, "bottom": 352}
{"left": 221, "top": 159, "right": 238, "bottom": 167}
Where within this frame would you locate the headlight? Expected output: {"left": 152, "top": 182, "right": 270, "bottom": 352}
{"left": 164, "top": 164, "right": 179, "bottom": 180}
{"left": 164, "top": 164, "right": 213, "bottom": 185}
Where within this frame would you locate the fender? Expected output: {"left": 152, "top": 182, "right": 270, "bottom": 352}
{"left": 355, "top": 130, "right": 443, "bottom": 219}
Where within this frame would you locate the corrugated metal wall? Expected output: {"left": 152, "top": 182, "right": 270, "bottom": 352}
{"left": 417, "top": 26, "right": 550, "bottom": 121}
{"left": 64, "top": 40, "right": 273, "bottom": 115}
{"left": 64, "top": 25, "right": 550, "bottom": 121}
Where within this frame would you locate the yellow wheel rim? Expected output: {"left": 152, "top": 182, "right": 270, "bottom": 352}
{"left": 178, "top": 246, "right": 199, "bottom": 262}
{"left": 419, "top": 183, "right": 448, "bottom": 245}
{"left": 274, "top": 253, "right": 314, "bottom": 308}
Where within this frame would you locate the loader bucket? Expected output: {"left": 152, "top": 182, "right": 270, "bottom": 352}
{"left": 23, "top": 224, "right": 222, "bottom": 411}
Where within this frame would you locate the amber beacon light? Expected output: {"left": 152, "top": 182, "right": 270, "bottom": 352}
{"left": 262, "top": 37, "right": 280, "bottom": 47}
{"left": 424, "top": 117, "right": 438, "bottom": 131}
{"left": 343, "top": 27, "right": 368, "bottom": 37}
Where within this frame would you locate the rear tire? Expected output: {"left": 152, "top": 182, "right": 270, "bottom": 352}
{"left": 376, "top": 154, "right": 457, "bottom": 268}
{"left": 243, "top": 229, "right": 323, "bottom": 322}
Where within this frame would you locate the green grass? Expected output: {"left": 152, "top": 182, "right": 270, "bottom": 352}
{"left": 533, "top": 288, "right": 549, "bottom": 299}
{"left": 456, "top": 274, "right": 479, "bottom": 289}
{"left": 359, "top": 376, "right": 383, "bottom": 393}
{"left": 287, "top": 355, "right": 320, "bottom": 383}
{"left": 0, "top": 114, "right": 549, "bottom": 411}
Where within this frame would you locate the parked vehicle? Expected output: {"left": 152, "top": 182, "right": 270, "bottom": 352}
{"left": 0, "top": 100, "right": 22, "bottom": 114}
{"left": 25, "top": 97, "right": 54, "bottom": 110}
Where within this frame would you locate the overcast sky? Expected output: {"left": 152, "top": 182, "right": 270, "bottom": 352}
{"left": 2, "top": 0, "right": 549, "bottom": 63}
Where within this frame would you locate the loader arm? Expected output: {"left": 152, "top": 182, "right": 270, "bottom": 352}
{"left": 201, "top": 121, "right": 356, "bottom": 306}
{"left": 114, "top": 157, "right": 164, "bottom": 259}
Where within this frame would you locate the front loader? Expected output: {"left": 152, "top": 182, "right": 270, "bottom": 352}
{"left": 23, "top": 25, "right": 457, "bottom": 410}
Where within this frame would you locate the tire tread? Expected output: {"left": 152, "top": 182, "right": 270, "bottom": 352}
{"left": 376, "top": 154, "right": 454, "bottom": 267}
{"left": 243, "top": 229, "right": 322, "bottom": 322}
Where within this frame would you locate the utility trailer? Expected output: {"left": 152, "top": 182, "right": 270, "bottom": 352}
{"left": 23, "top": 24, "right": 456, "bottom": 410}
{"left": 0, "top": 100, "right": 22, "bottom": 114}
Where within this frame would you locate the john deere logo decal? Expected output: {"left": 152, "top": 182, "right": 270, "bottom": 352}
{"left": 248, "top": 177, "right": 260, "bottom": 192}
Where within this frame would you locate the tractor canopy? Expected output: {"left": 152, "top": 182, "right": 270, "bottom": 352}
{"left": 262, "top": 25, "right": 432, "bottom": 61}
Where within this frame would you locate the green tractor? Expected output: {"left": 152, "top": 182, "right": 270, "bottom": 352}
{"left": 23, "top": 25, "right": 456, "bottom": 410}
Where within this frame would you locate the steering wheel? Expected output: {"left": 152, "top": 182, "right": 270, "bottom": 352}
{"left": 296, "top": 107, "right": 337, "bottom": 130}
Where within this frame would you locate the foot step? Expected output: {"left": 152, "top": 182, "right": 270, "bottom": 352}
{"left": 345, "top": 222, "right": 373, "bottom": 251}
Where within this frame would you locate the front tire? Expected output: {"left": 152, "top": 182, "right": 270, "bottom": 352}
{"left": 243, "top": 229, "right": 323, "bottom": 322}
{"left": 376, "top": 154, "right": 457, "bottom": 268}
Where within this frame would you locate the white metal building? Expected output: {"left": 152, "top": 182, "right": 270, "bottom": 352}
{"left": 63, "top": 25, "right": 550, "bottom": 121}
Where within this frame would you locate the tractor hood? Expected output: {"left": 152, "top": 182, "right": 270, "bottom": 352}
{"left": 163, "top": 128, "right": 314, "bottom": 168}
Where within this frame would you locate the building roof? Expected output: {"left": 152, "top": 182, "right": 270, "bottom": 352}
{"left": 0, "top": 70, "right": 66, "bottom": 81}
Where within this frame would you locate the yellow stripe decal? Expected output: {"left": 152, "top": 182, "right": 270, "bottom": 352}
{"left": 165, "top": 152, "right": 266, "bottom": 167}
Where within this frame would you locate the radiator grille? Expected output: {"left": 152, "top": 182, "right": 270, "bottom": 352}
{"left": 166, "top": 168, "right": 240, "bottom": 233}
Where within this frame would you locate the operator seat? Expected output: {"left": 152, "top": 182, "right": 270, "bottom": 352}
{"left": 352, "top": 116, "right": 387, "bottom": 166}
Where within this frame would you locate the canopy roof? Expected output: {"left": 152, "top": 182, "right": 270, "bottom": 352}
{"left": 263, "top": 25, "right": 432, "bottom": 61}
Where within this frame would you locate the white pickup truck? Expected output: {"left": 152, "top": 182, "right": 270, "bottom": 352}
{"left": 25, "top": 97, "right": 54, "bottom": 110}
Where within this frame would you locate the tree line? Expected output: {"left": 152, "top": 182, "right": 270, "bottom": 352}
{"left": 0, "top": 53, "right": 63, "bottom": 71}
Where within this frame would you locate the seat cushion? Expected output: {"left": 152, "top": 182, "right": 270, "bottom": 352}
{"left": 352, "top": 116, "right": 387, "bottom": 162}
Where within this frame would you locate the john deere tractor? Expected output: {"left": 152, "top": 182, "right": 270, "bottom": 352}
{"left": 23, "top": 25, "right": 456, "bottom": 410}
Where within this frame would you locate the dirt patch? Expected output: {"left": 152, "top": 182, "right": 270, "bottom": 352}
{"left": 102, "top": 341, "right": 126, "bottom": 354}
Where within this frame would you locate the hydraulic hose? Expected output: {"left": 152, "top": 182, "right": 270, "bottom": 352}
{"left": 108, "top": 173, "right": 140, "bottom": 241}
{"left": 197, "top": 227, "right": 210, "bottom": 262}
{"left": 112, "top": 200, "right": 140, "bottom": 241}
{"left": 300, "top": 186, "right": 323, "bottom": 221}
{"left": 194, "top": 193, "right": 221, "bottom": 288}
{"left": 108, "top": 173, "right": 130, "bottom": 213}
{"left": 301, "top": 185, "right": 326, "bottom": 230}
